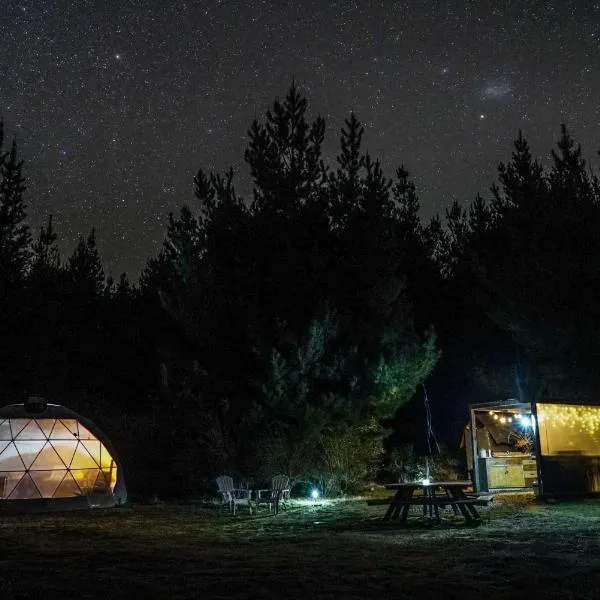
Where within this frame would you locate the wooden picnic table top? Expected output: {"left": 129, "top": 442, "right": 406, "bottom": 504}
{"left": 385, "top": 480, "right": 473, "bottom": 489}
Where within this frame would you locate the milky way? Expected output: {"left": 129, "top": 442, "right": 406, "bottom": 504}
{"left": 2, "top": 1, "right": 600, "bottom": 277}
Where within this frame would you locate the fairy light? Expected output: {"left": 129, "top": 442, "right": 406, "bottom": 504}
{"left": 536, "top": 403, "right": 600, "bottom": 456}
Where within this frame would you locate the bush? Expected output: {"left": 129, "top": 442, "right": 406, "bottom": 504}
{"left": 320, "top": 418, "right": 384, "bottom": 496}
{"left": 385, "top": 444, "right": 461, "bottom": 483}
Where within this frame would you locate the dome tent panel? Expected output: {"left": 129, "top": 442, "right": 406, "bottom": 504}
{"left": 9, "top": 419, "right": 30, "bottom": 439}
{"left": 29, "top": 443, "right": 64, "bottom": 470}
{"left": 37, "top": 419, "right": 57, "bottom": 438}
{"left": 70, "top": 443, "right": 100, "bottom": 470}
{"left": 80, "top": 440, "right": 101, "bottom": 463}
{"left": 0, "top": 421, "right": 10, "bottom": 440}
{"left": 53, "top": 471, "right": 81, "bottom": 498}
{"left": 14, "top": 440, "right": 46, "bottom": 468}
{"left": 71, "top": 469, "right": 99, "bottom": 494}
{"left": 52, "top": 420, "right": 78, "bottom": 439}
{"left": 15, "top": 420, "right": 46, "bottom": 440}
{"left": 0, "top": 443, "right": 26, "bottom": 470}
{"left": 53, "top": 440, "right": 78, "bottom": 468}
{"left": 9, "top": 473, "right": 42, "bottom": 500}
{"left": 77, "top": 423, "right": 96, "bottom": 440}
{"left": 29, "top": 470, "right": 66, "bottom": 497}
{"left": 1, "top": 473, "right": 22, "bottom": 498}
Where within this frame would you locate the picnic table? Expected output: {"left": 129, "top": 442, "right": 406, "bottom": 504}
{"left": 380, "top": 480, "right": 488, "bottom": 525}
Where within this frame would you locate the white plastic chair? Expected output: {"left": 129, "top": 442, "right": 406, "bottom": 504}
{"left": 256, "top": 475, "right": 291, "bottom": 514}
{"left": 216, "top": 475, "right": 253, "bottom": 515}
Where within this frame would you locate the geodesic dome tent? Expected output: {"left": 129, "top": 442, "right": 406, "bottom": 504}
{"left": 0, "top": 399, "right": 126, "bottom": 512}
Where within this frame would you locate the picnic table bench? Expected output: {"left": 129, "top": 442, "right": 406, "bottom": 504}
{"left": 372, "top": 481, "right": 493, "bottom": 525}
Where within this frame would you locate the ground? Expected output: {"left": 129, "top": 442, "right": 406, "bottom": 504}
{"left": 1, "top": 494, "right": 600, "bottom": 599}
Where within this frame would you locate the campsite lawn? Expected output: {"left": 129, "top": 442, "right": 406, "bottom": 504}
{"left": 2, "top": 494, "right": 600, "bottom": 599}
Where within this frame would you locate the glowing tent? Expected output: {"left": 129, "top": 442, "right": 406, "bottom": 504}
{"left": 0, "top": 398, "right": 126, "bottom": 512}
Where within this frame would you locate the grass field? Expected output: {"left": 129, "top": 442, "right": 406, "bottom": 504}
{"left": 2, "top": 494, "right": 600, "bottom": 599}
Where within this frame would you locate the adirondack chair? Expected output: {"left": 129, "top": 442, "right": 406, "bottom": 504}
{"left": 215, "top": 475, "right": 253, "bottom": 515}
{"left": 255, "top": 475, "right": 291, "bottom": 514}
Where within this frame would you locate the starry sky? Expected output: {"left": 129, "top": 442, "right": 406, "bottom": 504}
{"left": 3, "top": 0, "right": 600, "bottom": 278}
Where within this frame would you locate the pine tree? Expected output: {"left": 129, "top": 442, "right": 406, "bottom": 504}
{"left": 31, "top": 215, "right": 60, "bottom": 275}
{"left": 65, "top": 229, "right": 105, "bottom": 296}
{"left": 0, "top": 127, "right": 30, "bottom": 297}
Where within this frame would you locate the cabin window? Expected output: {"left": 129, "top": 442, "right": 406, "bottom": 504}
{"left": 536, "top": 403, "right": 600, "bottom": 457}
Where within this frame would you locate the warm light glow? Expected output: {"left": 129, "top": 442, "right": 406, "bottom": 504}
{"left": 537, "top": 403, "right": 600, "bottom": 456}
{"left": 500, "top": 417, "right": 506, "bottom": 424}
{"left": 493, "top": 414, "right": 499, "bottom": 420}
{"left": 0, "top": 417, "right": 117, "bottom": 500}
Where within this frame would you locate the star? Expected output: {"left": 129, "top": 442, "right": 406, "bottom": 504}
{"left": 2, "top": 0, "right": 599, "bottom": 277}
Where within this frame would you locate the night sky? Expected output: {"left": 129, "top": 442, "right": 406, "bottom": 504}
{"left": 3, "top": 1, "right": 600, "bottom": 277}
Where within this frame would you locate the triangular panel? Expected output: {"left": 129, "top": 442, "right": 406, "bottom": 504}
{"left": 29, "top": 470, "right": 66, "bottom": 498}
{"left": 14, "top": 440, "right": 46, "bottom": 469}
{"left": 59, "top": 419, "right": 79, "bottom": 438}
{"left": 76, "top": 423, "right": 96, "bottom": 440}
{"left": 8, "top": 472, "right": 42, "bottom": 499}
{"left": 0, "top": 420, "right": 11, "bottom": 440}
{"left": 99, "top": 444, "right": 115, "bottom": 469}
{"left": 35, "top": 419, "right": 56, "bottom": 439}
{"left": 71, "top": 469, "right": 98, "bottom": 495}
{"left": 80, "top": 440, "right": 101, "bottom": 468}
{"left": 51, "top": 440, "right": 78, "bottom": 468}
{"left": 15, "top": 420, "right": 46, "bottom": 440}
{"left": 29, "top": 442, "right": 65, "bottom": 470}
{"left": 9, "top": 419, "right": 30, "bottom": 439}
{"left": 70, "top": 443, "right": 99, "bottom": 470}
{"left": 0, "top": 441, "right": 10, "bottom": 456}
{"left": 92, "top": 470, "right": 111, "bottom": 494}
{"left": 53, "top": 471, "right": 82, "bottom": 498}
{"left": 0, "top": 442, "right": 26, "bottom": 470}
{"left": 50, "top": 421, "right": 77, "bottom": 440}
{"left": 1, "top": 473, "right": 22, "bottom": 499}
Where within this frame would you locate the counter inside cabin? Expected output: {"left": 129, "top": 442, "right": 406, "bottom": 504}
{"left": 477, "top": 455, "right": 537, "bottom": 491}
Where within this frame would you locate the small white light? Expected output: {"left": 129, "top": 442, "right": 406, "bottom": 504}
{"left": 422, "top": 477, "right": 431, "bottom": 485}
{"left": 310, "top": 488, "right": 319, "bottom": 499}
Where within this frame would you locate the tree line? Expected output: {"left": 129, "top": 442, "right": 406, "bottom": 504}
{"left": 1, "top": 87, "right": 599, "bottom": 499}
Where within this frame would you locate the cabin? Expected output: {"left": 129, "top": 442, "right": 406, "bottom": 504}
{"left": 463, "top": 398, "right": 600, "bottom": 497}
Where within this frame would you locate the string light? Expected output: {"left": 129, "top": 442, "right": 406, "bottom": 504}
{"left": 537, "top": 404, "right": 600, "bottom": 435}
{"left": 537, "top": 404, "right": 600, "bottom": 454}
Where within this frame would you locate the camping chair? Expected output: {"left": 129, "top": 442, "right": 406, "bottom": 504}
{"left": 215, "top": 475, "right": 254, "bottom": 515}
{"left": 255, "top": 475, "right": 291, "bottom": 514}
